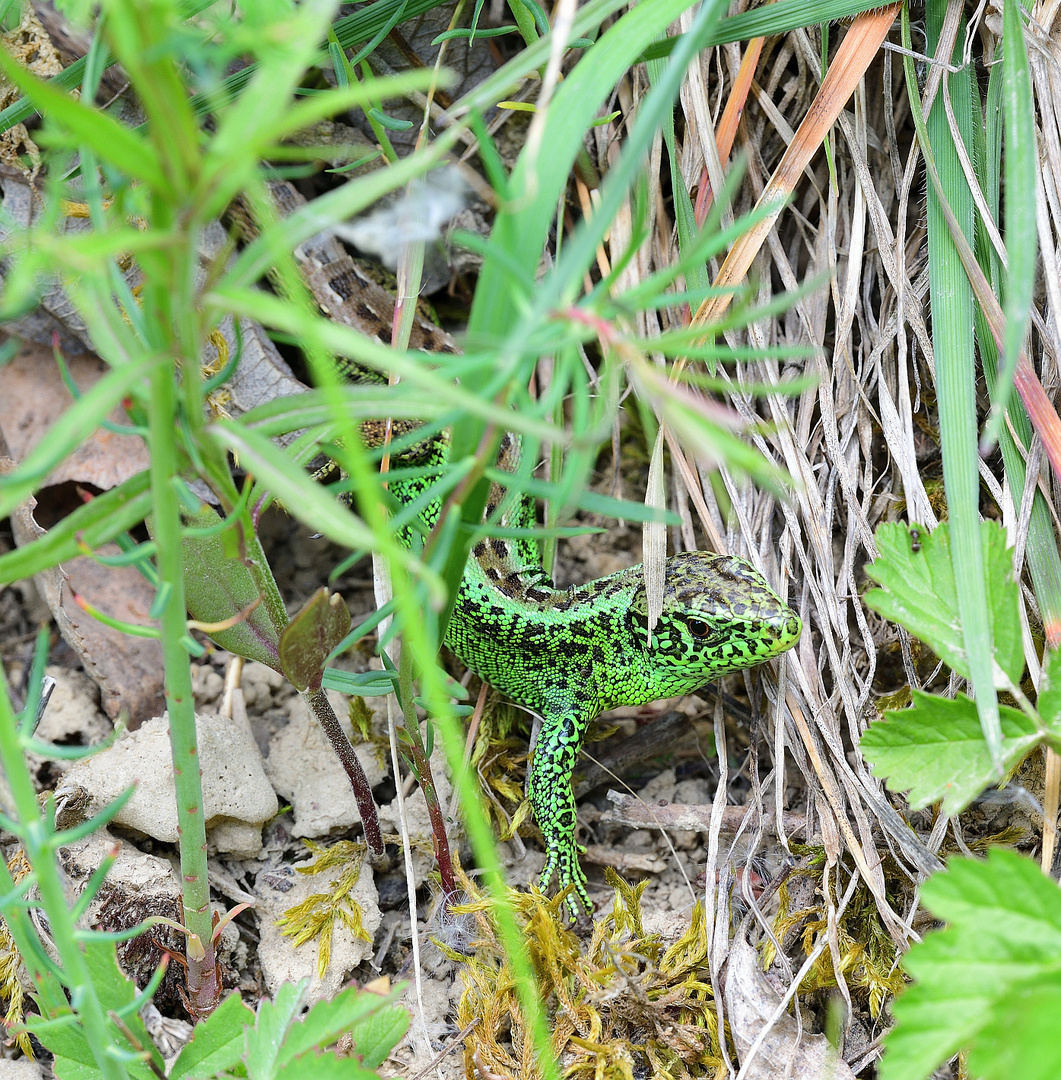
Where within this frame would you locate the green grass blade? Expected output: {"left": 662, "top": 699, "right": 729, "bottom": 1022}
{"left": 981, "top": 0, "right": 1038, "bottom": 450}
{"left": 646, "top": 34, "right": 708, "bottom": 307}
{"left": 0, "top": 363, "right": 149, "bottom": 519}
{"left": 221, "top": 135, "right": 458, "bottom": 290}
{"left": 540, "top": 0, "right": 728, "bottom": 316}
{"left": 0, "top": 48, "right": 167, "bottom": 193}
{"left": 969, "top": 47, "right": 1061, "bottom": 651}
{"left": 638, "top": 0, "right": 900, "bottom": 61}
{"left": 0, "top": 475, "right": 152, "bottom": 585}
{"left": 467, "top": 0, "right": 703, "bottom": 345}
{"left": 914, "top": 3, "right": 1002, "bottom": 763}
{"left": 208, "top": 288, "right": 561, "bottom": 443}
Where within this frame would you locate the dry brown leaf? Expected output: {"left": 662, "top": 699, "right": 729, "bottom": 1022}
{"left": 0, "top": 339, "right": 151, "bottom": 491}
{"left": 725, "top": 933, "right": 857, "bottom": 1079}
{"left": 4, "top": 458, "right": 164, "bottom": 728}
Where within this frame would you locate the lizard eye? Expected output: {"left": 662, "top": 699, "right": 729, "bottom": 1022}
{"left": 687, "top": 618, "right": 711, "bottom": 638}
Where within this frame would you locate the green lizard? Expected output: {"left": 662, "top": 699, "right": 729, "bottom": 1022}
{"left": 382, "top": 430, "right": 802, "bottom": 917}
{"left": 236, "top": 180, "right": 800, "bottom": 913}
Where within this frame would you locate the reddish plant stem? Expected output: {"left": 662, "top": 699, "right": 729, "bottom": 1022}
{"left": 306, "top": 686, "right": 385, "bottom": 861}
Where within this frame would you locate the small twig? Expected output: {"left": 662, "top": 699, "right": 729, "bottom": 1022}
{"left": 599, "top": 791, "right": 807, "bottom": 836}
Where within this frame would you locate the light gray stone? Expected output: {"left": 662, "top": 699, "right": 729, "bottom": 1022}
{"left": 63, "top": 712, "right": 278, "bottom": 857}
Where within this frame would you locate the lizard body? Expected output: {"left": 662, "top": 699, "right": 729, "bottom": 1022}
{"left": 386, "top": 435, "right": 802, "bottom": 915}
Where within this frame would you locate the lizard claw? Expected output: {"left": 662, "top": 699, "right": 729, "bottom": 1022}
{"left": 540, "top": 843, "right": 593, "bottom": 918}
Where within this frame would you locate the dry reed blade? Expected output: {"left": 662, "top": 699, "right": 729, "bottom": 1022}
{"left": 689, "top": 3, "right": 901, "bottom": 335}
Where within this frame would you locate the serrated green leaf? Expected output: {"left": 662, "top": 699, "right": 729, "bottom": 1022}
{"left": 865, "top": 521, "right": 1022, "bottom": 687}
{"left": 860, "top": 690, "right": 1040, "bottom": 814}
{"left": 343, "top": 1003, "right": 410, "bottom": 1069}
{"left": 882, "top": 850, "right": 1061, "bottom": 1080}
{"left": 865, "top": 522, "right": 961, "bottom": 665}
{"left": 51, "top": 1056, "right": 154, "bottom": 1080}
{"left": 966, "top": 974, "right": 1061, "bottom": 1080}
{"left": 169, "top": 991, "right": 255, "bottom": 1080}
{"left": 272, "top": 1051, "right": 383, "bottom": 1080}
{"left": 245, "top": 979, "right": 308, "bottom": 1080}
{"left": 82, "top": 940, "right": 159, "bottom": 1058}
{"left": 33, "top": 940, "right": 161, "bottom": 1079}
{"left": 276, "top": 983, "right": 407, "bottom": 1067}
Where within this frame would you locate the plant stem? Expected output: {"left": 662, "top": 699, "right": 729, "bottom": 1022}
{"left": 397, "top": 646, "right": 457, "bottom": 902}
{"left": 305, "top": 686, "right": 385, "bottom": 861}
{"left": 146, "top": 357, "right": 219, "bottom": 1016}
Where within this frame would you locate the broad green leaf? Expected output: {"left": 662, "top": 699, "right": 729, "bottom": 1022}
{"left": 865, "top": 521, "right": 1022, "bottom": 688}
{"left": 967, "top": 975, "right": 1061, "bottom": 1080}
{"left": 180, "top": 504, "right": 285, "bottom": 670}
{"left": 279, "top": 589, "right": 351, "bottom": 693}
{"left": 882, "top": 850, "right": 1061, "bottom": 1080}
{"left": 168, "top": 991, "right": 255, "bottom": 1080}
{"left": 860, "top": 691, "right": 1040, "bottom": 815}
{"left": 245, "top": 979, "right": 308, "bottom": 1080}
{"left": 276, "top": 983, "right": 408, "bottom": 1067}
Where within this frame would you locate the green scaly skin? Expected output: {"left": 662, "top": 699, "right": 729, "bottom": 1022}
{"left": 385, "top": 434, "right": 802, "bottom": 917}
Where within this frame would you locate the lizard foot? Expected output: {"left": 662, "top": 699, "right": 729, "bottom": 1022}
{"left": 540, "top": 844, "right": 593, "bottom": 919}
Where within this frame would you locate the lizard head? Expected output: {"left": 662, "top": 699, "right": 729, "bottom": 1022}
{"left": 628, "top": 551, "right": 801, "bottom": 697}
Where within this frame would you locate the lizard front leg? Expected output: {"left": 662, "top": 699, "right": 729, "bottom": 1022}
{"left": 529, "top": 709, "right": 592, "bottom": 918}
